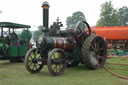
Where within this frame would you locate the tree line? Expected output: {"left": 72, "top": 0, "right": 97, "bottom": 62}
{"left": 96, "top": 1, "right": 128, "bottom": 26}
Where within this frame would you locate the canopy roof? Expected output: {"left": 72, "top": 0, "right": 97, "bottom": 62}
{"left": 0, "top": 22, "right": 31, "bottom": 28}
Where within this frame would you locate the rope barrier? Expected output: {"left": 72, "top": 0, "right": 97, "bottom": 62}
{"left": 104, "top": 61, "right": 128, "bottom": 80}
{"left": 104, "top": 65, "right": 128, "bottom": 80}
{"left": 106, "top": 62, "right": 128, "bottom": 66}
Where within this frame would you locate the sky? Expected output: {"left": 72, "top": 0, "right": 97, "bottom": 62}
{"left": 0, "top": 0, "right": 128, "bottom": 30}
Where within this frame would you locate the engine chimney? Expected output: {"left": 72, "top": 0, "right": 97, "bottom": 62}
{"left": 42, "top": 1, "right": 49, "bottom": 29}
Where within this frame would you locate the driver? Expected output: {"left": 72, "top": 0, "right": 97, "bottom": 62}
{"left": 49, "top": 22, "right": 60, "bottom": 35}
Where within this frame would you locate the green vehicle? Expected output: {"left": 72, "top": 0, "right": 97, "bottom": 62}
{"left": 0, "top": 22, "right": 32, "bottom": 62}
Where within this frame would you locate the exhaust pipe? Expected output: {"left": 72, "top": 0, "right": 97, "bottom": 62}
{"left": 42, "top": 1, "right": 49, "bottom": 30}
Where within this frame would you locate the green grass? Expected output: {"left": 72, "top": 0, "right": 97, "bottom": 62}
{"left": 1, "top": 57, "right": 128, "bottom": 85}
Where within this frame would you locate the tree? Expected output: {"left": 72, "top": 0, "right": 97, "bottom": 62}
{"left": 66, "top": 11, "right": 86, "bottom": 29}
{"left": 96, "top": 1, "right": 120, "bottom": 26}
{"left": 119, "top": 6, "right": 128, "bottom": 26}
{"left": 33, "top": 25, "right": 43, "bottom": 41}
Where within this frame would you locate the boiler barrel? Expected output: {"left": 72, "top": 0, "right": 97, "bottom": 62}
{"left": 44, "top": 37, "right": 76, "bottom": 51}
{"left": 94, "top": 26, "right": 128, "bottom": 40}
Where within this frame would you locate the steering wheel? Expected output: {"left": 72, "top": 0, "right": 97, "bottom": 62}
{"left": 74, "top": 21, "right": 91, "bottom": 44}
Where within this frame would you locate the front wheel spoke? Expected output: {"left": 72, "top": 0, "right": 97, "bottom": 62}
{"left": 28, "top": 62, "right": 33, "bottom": 67}
{"left": 53, "top": 64, "right": 57, "bottom": 71}
{"left": 28, "top": 60, "right": 32, "bottom": 62}
{"left": 32, "top": 64, "right": 37, "bottom": 70}
{"left": 53, "top": 54, "right": 56, "bottom": 59}
{"left": 29, "top": 55, "right": 33, "bottom": 59}
{"left": 34, "top": 64, "right": 37, "bottom": 70}
{"left": 33, "top": 51, "right": 37, "bottom": 58}
{"left": 58, "top": 52, "right": 63, "bottom": 58}
{"left": 33, "top": 53, "right": 37, "bottom": 58}
{"left": 37, "top": 56, "right": 41, "bottom": 60}
{"left": 56, "top": 65, "right": 58, "bottom": 72}
{"left": 32, "top": 64, "right": 35, "bottom": 70}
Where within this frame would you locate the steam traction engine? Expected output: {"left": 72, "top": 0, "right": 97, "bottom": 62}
{"left": 25, "top": 1, "right": 107, "bottom": 76}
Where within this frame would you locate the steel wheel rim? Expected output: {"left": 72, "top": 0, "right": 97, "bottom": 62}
{"left": 74, "top": 21, "right": 91, "bottom": 44}
{"left": 25, "top": 48, "right": 43, "bottom": 73}
{"left": 89, "top": 36, "right": 107, "bottom": 69}
{"left": 48, "top": 49, "right": 66, "bottom": 76}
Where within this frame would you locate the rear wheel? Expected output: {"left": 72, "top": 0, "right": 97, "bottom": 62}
{"left": 82, "top": 34, "right": 107, "bottom": 69}
{"left": 47, "top": 48, "right": 66, "bottom": 76}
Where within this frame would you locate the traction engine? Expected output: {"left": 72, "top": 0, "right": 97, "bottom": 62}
{"left": 25, "top": 1, "right": 107, "bottom": 76}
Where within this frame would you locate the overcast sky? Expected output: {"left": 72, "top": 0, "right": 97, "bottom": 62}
{"left": 0, "top": 0, "right": 128, "bottom": 30}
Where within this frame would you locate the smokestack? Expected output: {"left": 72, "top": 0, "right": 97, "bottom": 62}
{"left": 42, "top": 1, "right": 49, "bottom": 29}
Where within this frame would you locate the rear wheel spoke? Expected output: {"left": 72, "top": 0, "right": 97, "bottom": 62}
{"left": 90, "top": 45, "right": 96, "bottom": 51}
{"left": 94, "top": 41, "right": 97, "bottom": 49}
{"left": 96, "top": 40, "right": 100, "bottom": 49}
{"left": 97, "top": 47, "right": 104, "bottom": 51}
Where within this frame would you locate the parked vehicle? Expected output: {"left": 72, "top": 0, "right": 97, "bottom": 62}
{"left": 0, "top": 22, "right": 32, "bottom": 62}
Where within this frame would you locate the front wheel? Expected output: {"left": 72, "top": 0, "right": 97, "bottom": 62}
{"left": 25, "top": 48, "right": 43, "bottom": 73}
{"left": 47, "top": 48, "right": 66, "bottom": 76}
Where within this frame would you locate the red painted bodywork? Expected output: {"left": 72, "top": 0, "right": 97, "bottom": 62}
{"left": 92, "top": 26, "right": 128, "bottom": 40}
{"left": 54, "top": 37, "right": 76, "bottom": 51}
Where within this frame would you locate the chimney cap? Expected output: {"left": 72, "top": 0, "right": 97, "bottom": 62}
{"left": 42, "top": 1, "right": 49, "bottom": 8}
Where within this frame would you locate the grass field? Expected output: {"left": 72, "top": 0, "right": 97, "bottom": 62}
{"left": 1, "top": 57, "right": 128, "bottom": 85}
